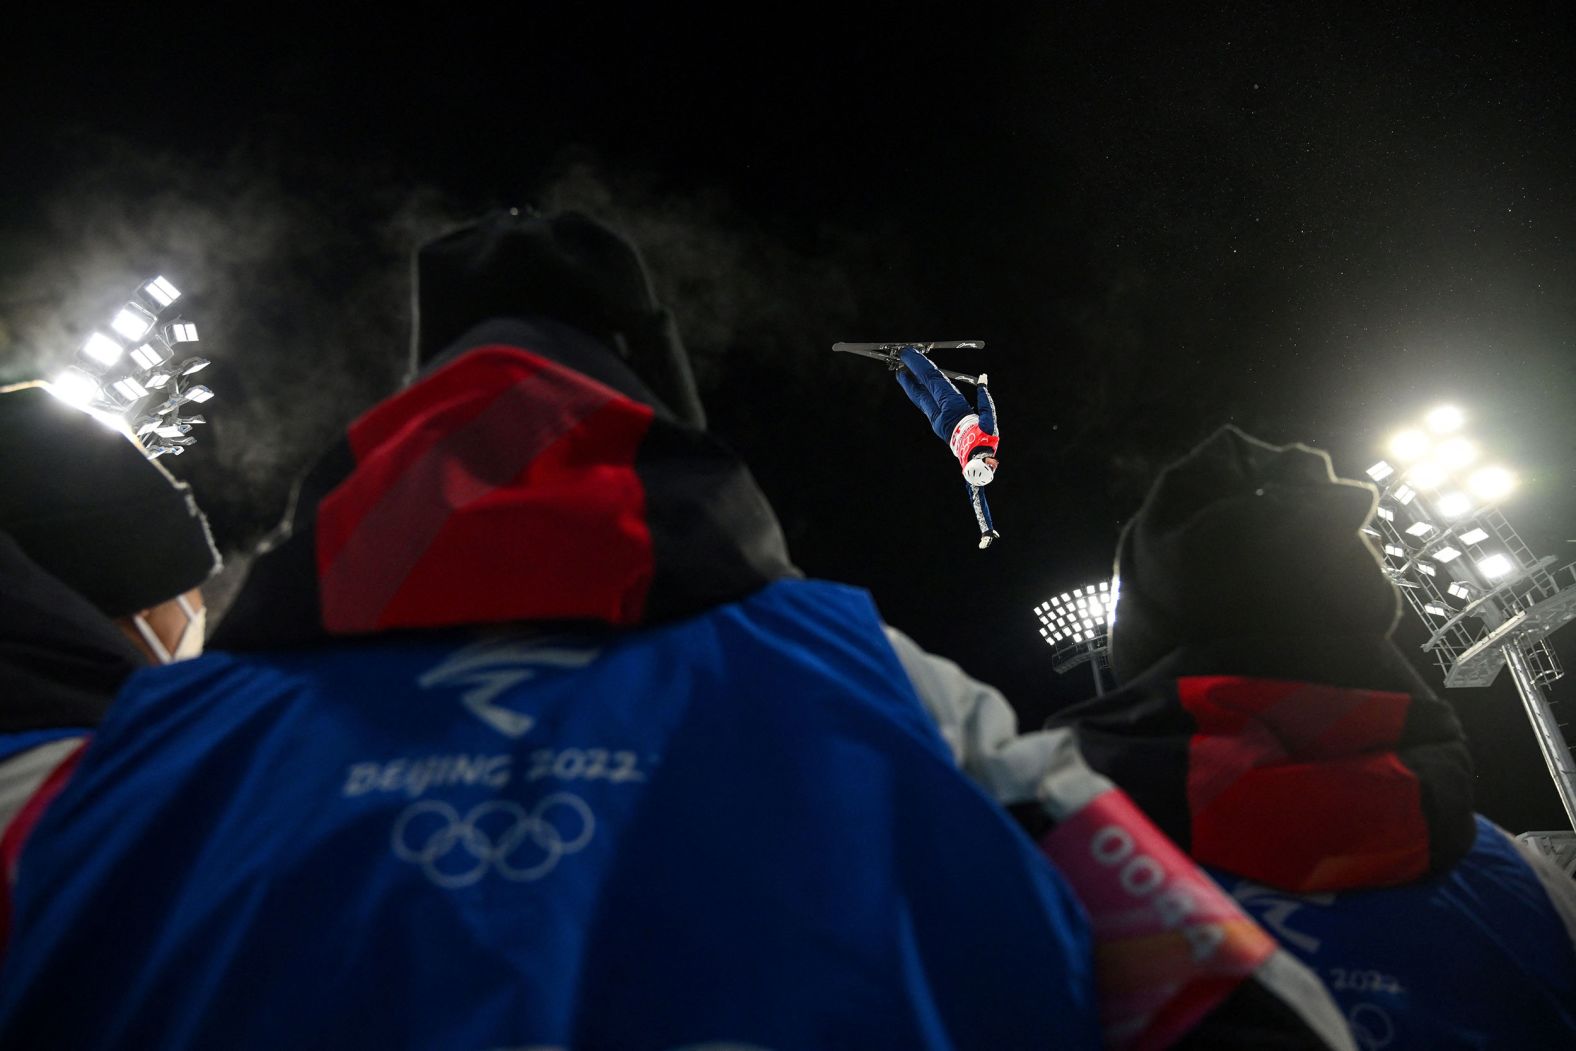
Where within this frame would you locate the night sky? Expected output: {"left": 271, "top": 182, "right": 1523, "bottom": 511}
{"left": 3, "top": 6, "right": 1574, "bottom": 830}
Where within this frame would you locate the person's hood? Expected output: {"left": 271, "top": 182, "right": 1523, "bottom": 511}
{"left": 213, "top": 318, "right": 798, "bottom": 650}
{"left": 0, "top": 383, "right": 219, "bottom": 620}
{"left": 1048, "top": 635, "right": 1477, "bottom": 894}
{"left": 1108, "top": 425, "right": 1399, "bottom": 685}
{"left": 0, "top": 529, "right": 144, "bottom": 735}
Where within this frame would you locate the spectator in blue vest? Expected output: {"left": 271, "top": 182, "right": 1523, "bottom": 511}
{"left": 0, "top": 215, "right": 1348, "bottom": 1049}
{"left": 1047, "top": 424, "right": 1576, "bottom": 1049}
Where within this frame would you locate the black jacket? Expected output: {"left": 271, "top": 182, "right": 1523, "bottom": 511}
{"left": 0, "top": 530, "right": 140, "bottom": 743}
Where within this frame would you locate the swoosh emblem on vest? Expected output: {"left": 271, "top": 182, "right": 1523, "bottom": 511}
{"left": 419, "top": 637, "right": 600, "bottom": 738}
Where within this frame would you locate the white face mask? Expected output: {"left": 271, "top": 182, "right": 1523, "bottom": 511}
{"left": 133, "top": 594, "right": 205, "bottom": 665}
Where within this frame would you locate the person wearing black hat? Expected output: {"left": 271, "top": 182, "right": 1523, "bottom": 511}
{"left": 1047, "top": 424, "right": 1576, "bottom": 1048}
{"left": 0, "top": 211, "right": 1117, "bottom": 1049}
{"left": 0, "top": 381, "right": 218, "bottom": 942}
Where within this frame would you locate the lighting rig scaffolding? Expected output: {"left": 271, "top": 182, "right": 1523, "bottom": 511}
{"left": 1366, "top": 406, "right": 1576, "bottom": 846}
{"left": 1033, "top": 580, "right": 1114, "bottom": 697}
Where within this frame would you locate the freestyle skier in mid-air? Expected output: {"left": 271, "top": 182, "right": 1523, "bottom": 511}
{"left": 894, "top": 345, "right": 1000, "bottom": 549}
{"left": 833, "top": 340, "right": 1001, "bottom": 548}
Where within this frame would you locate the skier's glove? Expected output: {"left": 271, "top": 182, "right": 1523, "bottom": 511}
{"left": 896, "top": 347, "right": 999, "bottom": 485}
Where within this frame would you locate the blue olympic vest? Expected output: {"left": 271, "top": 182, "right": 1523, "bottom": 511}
{"left": 0, "top": 579, "right": 1098, "bottom": 1050}
{"left": 1212, "top": 815, "right": 1576, "bottom": 1050}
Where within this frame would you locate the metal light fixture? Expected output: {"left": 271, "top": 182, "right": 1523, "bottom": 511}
{"left": 1435, "top": 437, "right": 1478, "bottom": 469}
{"left": 1436, "top": 492, "right": 1473, "bottom": 518}
{"left": 46, "top": 275, "right": 216, "bottom": 460}
{"left": 1365, "top": 404, "right": 1576, "bottom": 837}
{"left": 1389, "top": 429, "right": 1432, "bottom": 462}
{"left": 80, "top": 332, "right": 124, "bottom": 368}
{"left": 1034, "top": 578, "right": 1116, "bottom": 695}
{"left": 1425, "top": 405, "right": 1465, "bottom": 433}
{"left": 1468, "top": 466, "right": 1517, "bottom": 502}
{"left": 1477, "top": 554, "right": 1514, "bottom": 580}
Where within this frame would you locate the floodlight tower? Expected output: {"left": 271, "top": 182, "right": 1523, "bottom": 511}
{"left": 1033, "top": 579, "right": 1114, "bottom": 696}
{"left": 46, "top": 276, "right": 214, "bottom": 460}
{"left": 1365, "top": 406, "right": 1576, "bottom": 832}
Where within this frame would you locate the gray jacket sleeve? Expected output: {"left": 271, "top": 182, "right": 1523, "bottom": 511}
{"left": 0, "top": 738, "right": 85, "bottom": 832}
{"left": 882, "top": 625, "right": 1359, "bottom": 1051}
{"left": 883, "top": 625, "right": 1127, "bottom": 817}
{"left": 1510, "top": 832, "right": 1576, "bottom": 949}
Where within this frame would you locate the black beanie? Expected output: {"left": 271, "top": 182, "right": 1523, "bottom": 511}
{"left": 1109, "top": 425, "right": 1401, "bottom": 684}
{"left": 411, "top": 210, "right": 706, "bottom": 429}
{"left": 0, "top": 383, "right": 220, "bottom": 618}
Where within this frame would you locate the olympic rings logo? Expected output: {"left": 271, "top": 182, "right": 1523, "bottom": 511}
{"left": 391, "top": 794, "right": 595, "bottom": 888}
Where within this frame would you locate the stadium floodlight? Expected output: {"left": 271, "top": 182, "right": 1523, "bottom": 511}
{"left": 1376, "top": 505, "right": 1395, "bottom": 522}
{"left": 129, "top": 340, "right": 173, "bottom": 371}
{"left": 1407, "top": 460, "right": 1448, "bottom": 490}
{"left": 1406, "top": 522, "right": 1434, "bottom": 538}
{"left": 110, "top": 304, "right": 156, "bottom": 343}
{"left": 1368, "top": 406, "right": 1576, "bottom": 835}
{"left": 1477, "top": 554, "right": 1514, "bottom": 580}
{"left": 1424, "top": 603, "right": 1449, "bottom": 617}
{"left": 1366, "top": 460, "right": 1395, "bottom": 482}
{"left": 45, "top": 274, "right": 215, "bottom": 460}
{"left": 1425, "top": 405, "right": 1465, "bottom": 433}
{"left": 1389, "top": 429, "right": 1431, "bottom": 462}
{"left": 81, "top": 332, "right": 124, "bottom": 367}
{"left": 140, "top": 275, "right": 180, "bottom": 308}
{"left": 1384, "top": 543, "right": 1406, "bottom": 558}
{"left": 110, "top": 376, "right": 149, "bottom": 404}
{"left": 1468, "top": 466, "right": 1516, "bottom": 502}
{"left": 48, "top": 368, "right": 102, "bottom": 410}
{"left": 1035, "top": 577, "right": 1116, "bottom": 695}
{"left": 1435, "top": 437, "right": 1478, "bottom": 469}
{"left": 154, "top": 423, "right": 191, "bottom": 439}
